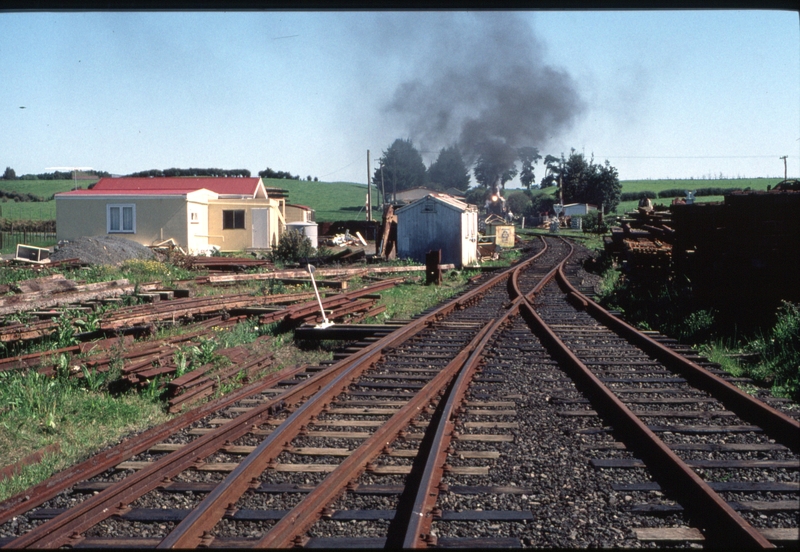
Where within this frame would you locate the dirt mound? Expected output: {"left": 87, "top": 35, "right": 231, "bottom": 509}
{"left": 50, "top": 236, "right": 156, "bottom": 266}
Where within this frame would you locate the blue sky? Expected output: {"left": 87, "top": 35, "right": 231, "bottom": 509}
{"left": 1, "top": 10, "right": 798, "bottom": 185}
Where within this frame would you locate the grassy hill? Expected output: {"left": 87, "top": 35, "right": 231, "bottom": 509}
{"left": 0, "top": 176, "right": 786, "bottom": 223}
{"left": 262, "top": 178, "right": 377, "bottom": 222}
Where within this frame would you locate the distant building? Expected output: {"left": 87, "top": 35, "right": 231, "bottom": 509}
{"left": 56, "top": 177, "right": 285, "bottom": 254}
{"left": 396, "top": 194, "right": 478, "bottom": 267}
{"left": 285, "top": 204, "right": 315, "bottom": 223}
{"left": 561, "top": 203, "right": 598, "bottom": 217}
{"left": 393, "top": 187, "right": 462, "bottom": 204}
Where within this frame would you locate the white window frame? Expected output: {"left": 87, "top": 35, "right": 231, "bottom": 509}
{"left": 107, "top": 204, "right": 136, "bottom": 234}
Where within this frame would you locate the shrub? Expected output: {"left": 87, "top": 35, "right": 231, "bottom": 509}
{"left": 506, "top": 191, "right": 531, "bottom": 217}
{"left": 620, "top": 191, "right": 657, "bottom": 201}
{"left": 581, "top": 210, "right": 609, "bottom": 234}
{"left": 748, "top": 301, "right": 800, "bottom": 399}
{"left": 271, "top": 229, "right": 315, "bottom": 264}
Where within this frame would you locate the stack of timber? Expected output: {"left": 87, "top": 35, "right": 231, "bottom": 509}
{"left": 179, "top": 255, "right": 274, "bottom": 272}
{"left": 0, "top": 275, "right": 133, "bottom": 317}
{"left": 671, "top": 188, "right": 800, "bottom": 320}
{"left": 607, "top": 209, "right": 675, "bottom": 274}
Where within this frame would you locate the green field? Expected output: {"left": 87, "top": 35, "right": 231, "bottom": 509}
{"left": 262, "top": 178, "right": 379, "bottom": 222}
{"left": 618, "top": 177, "right": 778, "bottom": 194}
{"left": 0, "top": 176, "right": 785, "bottom": 223}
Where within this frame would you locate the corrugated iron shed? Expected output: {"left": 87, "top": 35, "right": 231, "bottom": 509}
{"left": 396, "top": 194, "right": 478, "bottom": 268}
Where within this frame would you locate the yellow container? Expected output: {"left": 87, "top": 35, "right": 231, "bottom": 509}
{"left": 487, "top": 223, "right": 515, "bottom": 248}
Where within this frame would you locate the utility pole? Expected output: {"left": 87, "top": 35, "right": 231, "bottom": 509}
{"left": 366, "top": 150, "right": 372, "bottom": 222}
{"left": 780, "top": 155, "right": 788, "bottom": 180}
{"left": 380, "top": 162, "right": 386, "bottom": 208}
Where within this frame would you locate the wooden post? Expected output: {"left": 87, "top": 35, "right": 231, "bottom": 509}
{"left": 366, "top": 150, "right": 372, "bottom": 222}
{"left": 425, "top": 249, "right": 442, "bottom": 286}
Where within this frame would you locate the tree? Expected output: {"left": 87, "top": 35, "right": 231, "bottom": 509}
{"left": 3, "top": 167, "right": 17, "bottom": 180}
{"left": 552, "top": 149, "right": 621, "bottom": 213}
{"left": 506, "top": 190, "right": 532, "bottom": 217}
{"left": 472, "top": 140, "right": 518, "bottom": 190}
{"left": 427, "top": 146, "right": 470, "bottom": 191}
{"left": 517, "top": 147, "right": 541, "bottom": 190}
{"left": 372, "top": 138, "right": 428, "bottom": 195}
{"left": 464, "top": 186, "right": 489, "bottom": 207}
{"left": 539, "top": 155, "right": 560, "bottom": 188}
{"left": 587, "top": 160, "right": 622, "bottom": 213}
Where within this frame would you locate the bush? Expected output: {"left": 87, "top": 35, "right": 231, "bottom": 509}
{"left": 581, "top": 210, "right": 609, "bottom": 234}
{"left": 748, "top": 301, "right": 800, "bottom": 400}
{"left": 271, "top": 229, "right": 315, "bottom": 264}
{"left": 506, "top": 191, "right": 531, "bottom": 217}
{"left": 657, "top": 188, "right": 688, "bottom": 199}
{"left": 620, "top": 191, "right": 657, "bottom": 201}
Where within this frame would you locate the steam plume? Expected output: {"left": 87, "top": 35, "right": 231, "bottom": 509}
{"left": 383, "top": 12, "right": 585, "bottom": 173}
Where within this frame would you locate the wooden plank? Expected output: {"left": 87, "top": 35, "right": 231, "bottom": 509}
{"left": 462, "top": 422, "right": 519, "bottom": 429}
{"left": 635, "top": 527, "right": 798, "bottom": 544}
{"left": 368, "top": 465, "right": 489, "bottom": 476}
{"left": 206, "top": 264, "right": 456, "bottom": 284}
{"left": 463, "top": 401, "right": 516, "bottom": 407}
{"left": 455, "top": 434, "right": 514, "bottom": 442}
{"left": 439, "top": 510, "right": 533, "bottom": 521}
{"left": 593, "top": 458, "right": 797, "bottom": 469}
{"left": 634, "top": 527, "right": 704, "bottom": 542}
{"left": 324, "top": 407, "right": 400, "bottom": 415}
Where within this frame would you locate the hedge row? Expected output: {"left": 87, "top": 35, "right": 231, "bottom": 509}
{"left": 0, "top": 219, "right": 56, "bottom": 232}
{"left": 0, "top": 190, "right": 50, "bottom": 203}
{"left": 622, "top": 187, "right": 746, "bottom": 202}
{"left": 620, "top": 191, "right": 657, "bottom": 201}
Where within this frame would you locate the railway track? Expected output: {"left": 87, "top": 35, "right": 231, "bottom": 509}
{"left": 1, "top": 236, "right": 797, "bottom": 548}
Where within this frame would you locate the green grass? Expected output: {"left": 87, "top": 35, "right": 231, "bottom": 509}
{"left": 0, "top": 179, "right": 90, "bottom": 221}
{"left": 615, "top": 195, "right": 726, "bottom": 214}
{"left": 263, "top": 178, "right": 377, "bottom": 222}
{"left": 619, "top": 177, "right": 779, "bottom": 194}
{"left": 0, "top": 176, "right": 781, "bottom": 223}
{"left": 0, "top": 369, "right": 170, "bottom": 501}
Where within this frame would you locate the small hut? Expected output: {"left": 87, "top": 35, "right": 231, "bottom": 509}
{"left": 395, "top": 194, "right": 478, "bottom": 268}
{"left": 484, "top": 214, "right": 515, "bottom": 248}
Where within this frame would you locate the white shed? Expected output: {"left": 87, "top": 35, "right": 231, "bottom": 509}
{"left": 562, "top": 203, "right": 598, "bottom": 217}
{"left": 395, "top": 194, "right": 478, "bottom": 268}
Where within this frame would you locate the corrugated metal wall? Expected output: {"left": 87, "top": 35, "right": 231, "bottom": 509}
{"left": 397, "top": 196, "right": 476, "bottom": 267}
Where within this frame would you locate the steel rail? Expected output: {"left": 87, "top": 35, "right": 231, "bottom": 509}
{"left": 0, "top": 362, "right": 306, "bottom": 527}
{"left": 400, "top": 314, "right": 516, "bottom": 548}
{"left": 554, "top": 268, "right": 800, "bottom": 454}
{"left": 400, "top": 237, "right": 568, "bottom": 547}
{"left": 519, "top": 243, "right": 775, "bottom": 549}
{"left": 3, "top": 241, "right": 534, "bottom": 548}
{"left": 252, "top": 320, "right": 497, "bottom": 549}
{"left": 154, "top": 256, "right": 536, "bottom": 548}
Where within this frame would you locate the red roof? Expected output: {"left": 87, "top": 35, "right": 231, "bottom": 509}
{"left": 60, "top": 177, "right": 264, "bottom": 197}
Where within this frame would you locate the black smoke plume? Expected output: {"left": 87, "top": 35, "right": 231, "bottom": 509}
{"left": 383, "top": 12, "right": 585, "bottom": 182}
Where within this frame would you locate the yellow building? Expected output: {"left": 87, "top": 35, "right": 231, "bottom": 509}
{"left": 56, "top": 177, "right": 285, "bottom": 253}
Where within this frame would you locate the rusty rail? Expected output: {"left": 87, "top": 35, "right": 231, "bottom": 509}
{"left": 2, "top": 257, "right": 520, "bottom": 549}
{"left": 518, "top": 237, "right": 778, "bottom": 549}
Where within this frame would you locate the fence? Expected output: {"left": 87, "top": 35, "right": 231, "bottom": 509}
{"left": 0, "top": 231, "right": 58, "bottom": 255}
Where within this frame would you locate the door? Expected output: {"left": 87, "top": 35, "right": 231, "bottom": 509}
{"left": 251, "top": 209, "right": 269, "bottom": 249}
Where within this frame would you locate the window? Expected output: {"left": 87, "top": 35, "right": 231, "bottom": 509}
{"left": 223, "top": 209, "right": 245, "bottom": 230}
{"left": 107, "top": 204, "right": 135, "bottom": 233}
{"left": 190, "top": 212, "right": 199, "bottom": 224}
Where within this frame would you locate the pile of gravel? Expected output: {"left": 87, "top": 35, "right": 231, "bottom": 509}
{"left": 50, "top": 236, "right": 156, "bottom": 266}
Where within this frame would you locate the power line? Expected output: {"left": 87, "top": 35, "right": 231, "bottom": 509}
{"left": 318, "top": 158, "right": 361, "bottom": 179}
{"left": 595, "top": 155, "right": 796, "bottom": 159}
